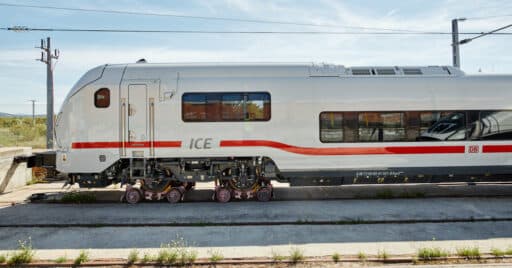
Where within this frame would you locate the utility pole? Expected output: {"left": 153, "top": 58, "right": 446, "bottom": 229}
{"left": 27, "top": 99, "right": 36, "bottom": 125}
{"left": 36, "top": 37, "right": 59, "bottom": 149}
{"left": 451, "top": 18, "right": 466, "bottom": 68}
{"left": 451, "top": 18, "right": 512, "bottom": 69}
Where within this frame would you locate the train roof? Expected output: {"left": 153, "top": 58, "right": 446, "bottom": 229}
{"left": 113, "top": 62, "right": 467, "bottom": 77}
{"left": 67, "top": 62, "right": 512, "bottom": 100}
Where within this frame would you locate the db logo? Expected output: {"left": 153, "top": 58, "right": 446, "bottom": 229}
{"left": 468, "top": 145, "right": 480, "bottom": 153}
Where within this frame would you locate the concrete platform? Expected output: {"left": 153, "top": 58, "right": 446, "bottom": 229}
{"left": 2, "top": 181, "right": 512, "bottom": 262}
{"left": 0, "top": 147, "right": 31, "bottom": 194}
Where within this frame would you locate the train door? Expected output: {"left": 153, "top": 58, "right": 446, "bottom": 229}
{"left": 128, "top": 84, "right": 148, "bottom": 148}
{"left": 120, "top": 80, "right": 159, "bottom": 158}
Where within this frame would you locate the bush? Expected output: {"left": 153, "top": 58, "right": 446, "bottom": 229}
{"left": 0, "top": 254, "right": 6, "bottom": 263}
{"left": 358, "top": 251, "right": 367, "bottom": 261}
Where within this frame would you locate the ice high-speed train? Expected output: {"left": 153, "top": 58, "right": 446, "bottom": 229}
{"left": 31, "top": 62, "right": 512, "bottom": 203}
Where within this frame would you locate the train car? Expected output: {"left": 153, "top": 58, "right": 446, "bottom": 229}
{"left": 43, "top": 62, "right": 512, "bottom": 203}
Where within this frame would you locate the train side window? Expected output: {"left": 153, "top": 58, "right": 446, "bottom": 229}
{"left": 358, "top": 112, "right": 405, "bottom": 142}
{"left": 418, "top": 111, "right": 466, "bottom": 141}
{"left": 94, "top": 88, "right": 110, "bottom": 108}
{"left": 246, "top": 93, "right": 271, "bottom": 121}
{"left": 182, "top": 93, "right": 207, "bottom": 121}
{"left": 320, "top": 112, "right": 343, "bottom": 142}
{"left": 221, "top": 93, "right": 244, "bottom": 121}
{"left": 477, "top": 111, "right": 512, "bottom": 140}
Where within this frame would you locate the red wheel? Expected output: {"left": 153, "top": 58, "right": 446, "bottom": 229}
{"left": 125, "top": 188, "right": 142, "bottom": 204}
{"left": 256, "top": 187, "right": 272, "bottom": 202}
{"left": 216, "top": 188, "right": 231, "bottom": 203}
{"left": 166, "top": 188, "right": 182, "bottom": 203}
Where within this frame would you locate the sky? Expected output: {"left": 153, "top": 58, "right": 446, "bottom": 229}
{"left": 0, "top": 0, "right": 511, "bottom": 114}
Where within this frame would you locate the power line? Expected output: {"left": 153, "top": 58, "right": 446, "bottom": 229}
{"left": 0, "top": 2, "right": 429, "bottom": 33}
{"left": 2, "top": 26, "right": 512, "bottom": 35}
{"left": 459, "top": 24, "right": 512, "bottom": 44}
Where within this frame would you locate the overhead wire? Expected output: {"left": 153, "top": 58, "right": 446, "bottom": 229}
{"left": 1, "top": 26, "right": 512, "bottom": 35}
{"left": 0, "top": 2, "right": 438, "bottom": 33}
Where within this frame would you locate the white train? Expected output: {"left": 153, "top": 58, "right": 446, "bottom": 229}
{"left": 32, "top": 62, "right": 512, "bottom": 203}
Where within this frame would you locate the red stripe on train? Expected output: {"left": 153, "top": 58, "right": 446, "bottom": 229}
{"left": 482, "top": 145, "right": 512, "bottom": 153}
{"left": 219, "top": 140, "right": 465, "bottom": 155}
{"left": 71, "top": 141, "right": 181, "bottom": 149}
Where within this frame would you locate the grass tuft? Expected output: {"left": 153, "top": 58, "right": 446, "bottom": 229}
{"left": 61, "top": 192, "right": 97, "bottom": 203}
{"left": 7, "top": 239, "right": 35, "bottom": 265}
{"left": 156, "top": 247, "right": 178, "bottom": 265}
{"left": 141, "top": 252, "right": 153, "bottom": 264}
{"left": 55, "top": 255, "right": 67, "bottom": 264}
{"left": 357, "top": 251, "right": 367, "bottom": 261}
{"left": 73, "top": 250, "right": 89, "bottom": 266}
{"left": 417, "top": 247, "right": 449, "bottom": 260}
{"left": 377, "top": 249, "right": 389, "bottom": 260}
{"left": 289, "top": 247, "right": 305, "bottom": 263}
{"left": 506, "top": 247, "right": 512, "bottom": 255}
{"left": 332, "top": 252, "right": 340, "bottom": 263}
{"left": 171, "top": 237, "right": 197, "bottom": 265}
{"left": 208, "top": 249, "right": 224, "bottom": 263}
{"left": 491, "top": 247, "right": 505, "bottom": 257}
{"left": 456, "top": 247, "right": 481, "bottom": 259}
{"left": 0, "top": 254, "right": 6, "bottom": 264}
{"left": 271, "top": 249, "right": 286, "bottom": 262}
{"left": 127, "top": 249, "right": 138, "bottom": 264}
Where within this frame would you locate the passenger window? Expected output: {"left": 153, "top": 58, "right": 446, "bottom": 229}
{"left": 418, "top": 112, "right": 466, "bottom": 141}
{"left": 222, "top": 93, "right": 244, "bottom": 121}
{"left": 182, "top": 93, "right": 207, "bottom": 121}
{"left": 477, "top": 111, "right": 512, "bottom": 140}
{"left": 94, "top": 88, "right": 110, "bottom": 108}
{"left": 358, "top": 112, "right": 405, "bottom": 142}
{"left": 320, "top": 112, "right": 343, "bottom": 142}
{"left": 246, "top": 93, "right": 271, "bottom": 121}
{"left": 183, "top": 92, "right": 270, "bottom": 122}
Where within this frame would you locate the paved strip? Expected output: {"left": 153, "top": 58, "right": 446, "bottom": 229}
{"left": 0, "top": 222, "right": 511, "bottom": 251}
{"left": 1, "top": 197, "right": 511, "bottom": 226}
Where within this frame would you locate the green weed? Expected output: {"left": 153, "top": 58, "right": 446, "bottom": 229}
{"left": 289, "top": 247, "right": 305, "bottom": 263}
{"left": 208, "top": 249, "right": 224, "bottom": 263}
{"left": 7, "top": 239, "right": 35, "bottom": 265}
{"left": 456, "top": 247, "right": 480, "bottom": 259}
{"left": 55, "top": 255, "right": 67, "bottom": 264}
{"left": 127, "top": 249, "right": 138, "bottom": 264}
{"left": 73, "top": 250, "right": 89, "bottom": 266}
{"left": 332, "top": 252, "right": 340, "bottom": 263}
{"left": 491, "top": 247, "right": 505, "bottom": 257}
{"left": 417, "top": 247, "right": 449, "bottom": 260}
